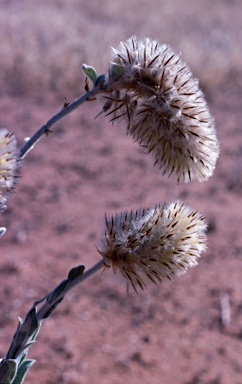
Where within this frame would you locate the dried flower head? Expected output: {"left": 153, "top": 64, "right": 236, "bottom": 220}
{"left": 104, "top": 36, "right": 219, "bottom": 183}
{"left": 0, "top": 128, "right": 20, "bottom": 211}
{"left": 98, "top": 200, "right": 207, "bottom": 292}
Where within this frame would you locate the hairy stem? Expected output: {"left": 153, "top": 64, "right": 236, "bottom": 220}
{"left": 19, "top": 85, "right": 103, "bottom": 159}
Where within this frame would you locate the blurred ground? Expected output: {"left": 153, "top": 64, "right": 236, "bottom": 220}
{"left": 1, "top": 1, "right": 242, "bottom": 383}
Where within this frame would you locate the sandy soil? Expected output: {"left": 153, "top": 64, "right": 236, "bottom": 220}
{"left": 1, "top": 1, "right": 242, "bottom": 384}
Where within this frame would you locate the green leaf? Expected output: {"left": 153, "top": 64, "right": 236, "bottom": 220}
{"left": 18, "top": 352, "right": 28, "bottom": 366}
{"left": 11, "top": 359, "right": 35, "bottom": 384}
{"left": 68, "top": 265, "right": 85, "bottom": 281}
{"left": 0, "top": 359, "right": 17, "bottom": 384}
{"left": 82, "top": 64, "right": 97, "bottom": 83}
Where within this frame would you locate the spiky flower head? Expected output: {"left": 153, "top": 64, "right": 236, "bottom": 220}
{"left": 98, "top": 200, "right": 207, "bottom": 292}
{"left": 104, "top": 36, "right": 219, "bottom": 183}
{"left": 0, "top": 128, "right": 20, "bottom": 211}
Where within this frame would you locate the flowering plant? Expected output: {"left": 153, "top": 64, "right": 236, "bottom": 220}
{"left": 0, "top": 37, "right": 218, "bottom": 383}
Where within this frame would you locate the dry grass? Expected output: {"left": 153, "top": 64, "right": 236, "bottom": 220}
{"left": 0, "top": 0, "right": 242, "bottom": 96}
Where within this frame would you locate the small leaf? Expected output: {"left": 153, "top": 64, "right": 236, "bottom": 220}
{"left": 11, "top": 359, "right": 35, "bottom": 384}
{"left": 82, "top": 64, "right": 97, "bottom": 83}
{"left": 0, "top": 359, "right": 17, "bottom": 384}
{"left": 46, "top": 279, "right": 69, "bottom": 304}
{"left": 18, "top": 352, "right": 28, "bottom": 366}
{"left": 68, "top": 265, "right": 85, "bottom": 281}
{"left": 42, "top": 297, "right": 64, "bottom": 319}
{"left": 22, "top": 307, "right": 38, "bottom": 338}
{"left": 6, "top": 318, "right": 23, "bottom": 360}
{"left": 6, "top": 310, "right": 39, "bottom": 361}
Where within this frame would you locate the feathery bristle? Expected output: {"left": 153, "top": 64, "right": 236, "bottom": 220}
{"left": 98, "top": 201, "right": 207, "bottom": 292}
{"left": 104, "top": 36, "right": 219, "bottom": 183}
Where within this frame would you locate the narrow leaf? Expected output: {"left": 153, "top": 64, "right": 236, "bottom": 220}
{"left": 11, "top": 359, "right": 35, "bottom": 384}
{"left": 68, "top": 265, "right": 85, "bottom": 281}
{"left": 46, "top": 279, "right": 69, "bottom": 303}
{"left": 6, "top": 318, "right": 23, "bottom": 360}
{"left": 24, "top": 307, "right": 38, "bottom": 337}
{"left": 41, "top": 297, "right": 64, "bottom": 319}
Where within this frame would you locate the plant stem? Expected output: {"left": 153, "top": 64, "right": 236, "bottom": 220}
{"left": 19, "top": 85, "right": 103, "bottom": 159}
{"left": 36, "top": 258, "right": 105, "bottom": 321}
{"left": 63, "top": 258, "right": 105, "bottom": 295}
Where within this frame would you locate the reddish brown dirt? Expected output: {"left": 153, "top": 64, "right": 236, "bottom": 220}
{"left": 1, "top": 2, "right": 242, "bottom": 384}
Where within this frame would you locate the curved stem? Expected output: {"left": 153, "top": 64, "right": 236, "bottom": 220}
{"left": 1, "top": 258, "right": 105, "bottom": 365}
{"left": 19, "top": 85, "right": 103, "bottom": 159}
{"left": 36, "top": 258, "right": 105, "bottom": 321}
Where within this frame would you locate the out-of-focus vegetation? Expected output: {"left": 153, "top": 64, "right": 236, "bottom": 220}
{"left": 1, "top": 0, "right": 242, "bottom": 96}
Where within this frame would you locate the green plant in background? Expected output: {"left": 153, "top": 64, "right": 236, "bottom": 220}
{"left": 0, "top": 36, "right": 219, "bottom": 383}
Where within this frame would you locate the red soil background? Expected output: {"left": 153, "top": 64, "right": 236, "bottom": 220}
{"left": 1, "top": 1, "right": 242, "bottom": 383}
